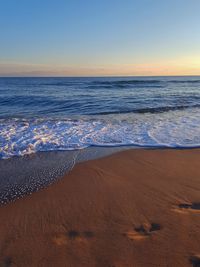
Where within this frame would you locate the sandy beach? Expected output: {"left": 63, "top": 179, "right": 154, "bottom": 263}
{"left": 0, "top": 148, "right": 200, "bottom": 267}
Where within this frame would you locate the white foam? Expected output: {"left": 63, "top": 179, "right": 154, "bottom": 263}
{"left": 1, "top": 108, "right": 200, "bottom": 159}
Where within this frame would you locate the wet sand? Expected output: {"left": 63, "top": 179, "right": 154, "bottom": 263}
{"left": 0, "top": 149, "right": 200, "bottom": 267}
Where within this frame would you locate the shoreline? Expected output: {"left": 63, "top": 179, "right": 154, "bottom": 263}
{"left": 1, "top": 145, "right": 200, "bottom": 205}
{"left": 0, "top": 146, "right": 131, "bottom": 204}
{"left": 0, "top": 148, "right": 200, "bottom": 266}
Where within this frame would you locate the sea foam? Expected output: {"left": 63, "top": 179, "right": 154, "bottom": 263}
{"left": 1, "top": 108, "right": 200, "bottom": 159}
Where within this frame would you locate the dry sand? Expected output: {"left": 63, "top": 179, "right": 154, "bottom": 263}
{"left": 0, "top": 149, "right": 200, "bottom": 267}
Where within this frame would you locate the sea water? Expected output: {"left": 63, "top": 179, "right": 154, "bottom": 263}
{"left": 1, "top": 76, "right": 200, "bottom": 202}
{"left": 1, "top": 76, "right": 200, "bottom": 159}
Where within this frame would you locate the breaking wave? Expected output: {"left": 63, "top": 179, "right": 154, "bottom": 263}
{"left": 1, "top": 107, "right": 200, "bottom": 159}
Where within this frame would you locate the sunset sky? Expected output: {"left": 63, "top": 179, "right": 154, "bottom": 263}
{"left": 1, "top": 0, "right": 200, "bottom": 76}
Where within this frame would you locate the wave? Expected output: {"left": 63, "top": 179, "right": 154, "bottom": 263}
{"left": 1, "top": 107, "right": 200, "bottom": 159}
{"left": 21, "top": 80, "right": 200, "bottom": 88}
{"left": 17, "top": 80, "right": 164, "bottom": 88}
{"left": 29, "top": 79, "right": 163, "bottom": 87}
{"left": 86, "top": 84, "right": 164, "bottom": 89}
{"left": 90, "top": 79, "right": 200, "bottom": 88}
{"left": 92, "top": 79, "right": 163, "bottom": 86}
{"left": 169, "top": 80, "right": 200, "bottom": 84}
{"left": 91, "top": 104, "right": 200, "bottom": 115}
{"left": 17, "top": 79, "right": 200, "bottom": 88}
{"left": 20, "top": 80, "right": 200, "bottom": 90}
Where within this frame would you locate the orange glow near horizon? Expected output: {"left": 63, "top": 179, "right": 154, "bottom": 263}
{"left": 1, "top": 57, "right": 200, "bottom": 77}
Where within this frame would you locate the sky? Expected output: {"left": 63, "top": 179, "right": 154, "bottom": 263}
{"left": 0, "top": 0, "right": 200, "bottom": 76}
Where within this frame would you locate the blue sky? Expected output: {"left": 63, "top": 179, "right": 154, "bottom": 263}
{"left": 1, "top": 0, "right": 200, "bottom": 76}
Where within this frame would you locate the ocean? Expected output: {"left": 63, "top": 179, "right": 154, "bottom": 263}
{"left": 1, "top": 76, "right": 200, "bottom": 159}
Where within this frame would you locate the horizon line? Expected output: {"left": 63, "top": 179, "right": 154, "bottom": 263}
{"left": 0, "top": 74, "right": 200, "bottom": 78}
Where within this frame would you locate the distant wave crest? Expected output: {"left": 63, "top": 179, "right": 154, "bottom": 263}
{"left": 91, "top": 104, "right": 200, "bottom": 115}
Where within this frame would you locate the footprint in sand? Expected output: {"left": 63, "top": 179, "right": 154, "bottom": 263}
{"left": 124, "top": 223, "right": 161, "bottom": 241}
{"left": 174, "top": 203, "right": 200, "bottom": 214}
{"left": 67, "top": 230, "right": 80, "bottom": 240}
{"left": 53, "top": 230, "right": 94, "bottom": 246}
{"left": 189, "top": 255, "right": 200, "bottom": 267}
{"left": 1, "top": 257, "right": 12, "bottom": 267}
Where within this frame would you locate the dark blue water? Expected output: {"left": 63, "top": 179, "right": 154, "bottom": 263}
{"left": 1, "top": 76, "right": 200, "bottom": 117}
{"left": 1, "top": 76, "right": 200, "bottom": 159}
